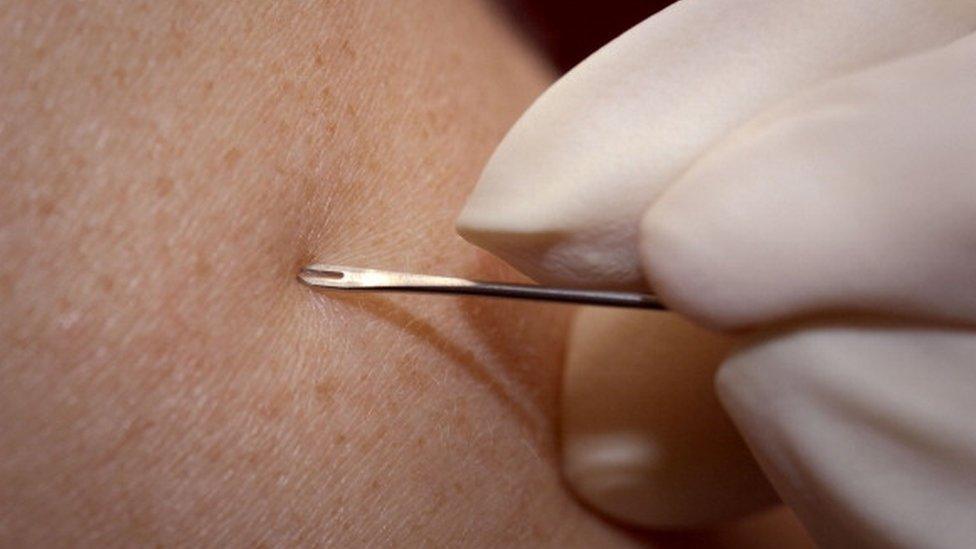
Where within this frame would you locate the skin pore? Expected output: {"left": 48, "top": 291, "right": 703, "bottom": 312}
{"left": 1, "top": 1, "right": 809, "bottom": 546}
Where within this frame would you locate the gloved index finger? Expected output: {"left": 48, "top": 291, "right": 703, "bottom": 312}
{"left": 456, "top": 0, "right": 976, "bottom": 293}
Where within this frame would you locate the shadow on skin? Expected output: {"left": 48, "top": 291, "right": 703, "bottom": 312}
{"left": 455, "top": 294, "right": 566, "bottom": 456}
{"left": 314, "top": 290, "right": 550, "bottom": 452}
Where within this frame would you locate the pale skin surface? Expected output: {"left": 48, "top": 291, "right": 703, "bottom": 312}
{"left": 0, "top": 1, "right": 810, "bottom": 546}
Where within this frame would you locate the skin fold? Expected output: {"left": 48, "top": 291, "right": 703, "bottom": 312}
{"left": 0, "top": 1, "right": 814, "bottom": 546}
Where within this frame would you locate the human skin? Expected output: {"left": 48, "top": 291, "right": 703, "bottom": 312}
{"left": 0, "top": 2, "right": 810, "bottom": 546}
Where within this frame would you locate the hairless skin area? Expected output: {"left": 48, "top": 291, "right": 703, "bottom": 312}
{"left": 1, "top": 2, "right": 810, "bottom": 546}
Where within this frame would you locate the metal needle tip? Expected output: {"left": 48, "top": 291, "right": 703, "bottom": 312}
{"left": 299, "top": 264, "right": 666, "bottom": 310}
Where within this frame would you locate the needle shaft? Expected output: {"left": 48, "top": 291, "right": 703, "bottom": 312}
{"left": 298, "top": 264, "right": 666, "bottom": 310}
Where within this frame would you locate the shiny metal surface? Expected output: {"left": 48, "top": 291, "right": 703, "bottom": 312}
{"left": 299, "top": 264, "right": 666, "bottom": 310}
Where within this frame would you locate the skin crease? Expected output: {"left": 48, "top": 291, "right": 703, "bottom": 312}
{"left": 0, "top": 1, "right": 812, "bottom": 546}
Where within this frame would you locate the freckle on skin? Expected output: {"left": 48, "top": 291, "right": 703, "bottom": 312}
{"left": 365, "top": 426, "right": 389, "bottom": 447}
{"left": 194, "top": 258, "right": 212, "bottom": 278}
{"left": 340, "top": 39, "right": 356, "bottom": 59}
{"left": 395, "top": 360, "right": 431, "bottom": 393}
{"left": 453, "top": 409, "right": 469, "bottom": 429}
{"left": 0, "top": 273, "right": 12, "bottom": 301}
{"left": 315, "top": 381, "right": 336, "bottom": 403}
{"left": 37, "top": 200, "right": 56, "bottom": 217}
{"left": 95, "top": 419, "right": 156, "bottom": 467}
{"left": 154, "top": 177, "right": 174, "bottom": 198}
{"left": 167, "top": 41, "right": 185, "bottom": 59}
{"left": 205, "top": 444, "right": 222, "bottom": 463}
{"left": 258, "top": 400, "right": 282, "bottom": 421}
{"left": 98, "top": 274, "right": 114, "bottom": 292}
{"left": 222, "top": 148, "right": 242, "bottom": 167}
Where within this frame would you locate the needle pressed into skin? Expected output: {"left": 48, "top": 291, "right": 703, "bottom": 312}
{"left": 299, "top": 264, "right": 666, "bottom": 310}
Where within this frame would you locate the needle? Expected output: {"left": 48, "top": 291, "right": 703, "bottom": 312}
{"left": 298, "top": 264, "right": 666, "bottom": 310}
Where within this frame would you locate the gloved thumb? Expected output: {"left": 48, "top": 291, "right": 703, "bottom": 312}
{"left": 717, "top": 322, "right": 976, "bottom": 548}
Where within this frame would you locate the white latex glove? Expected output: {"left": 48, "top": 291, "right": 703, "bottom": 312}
{"left": 457, "top": 1, "right": 976, "bottom": 546}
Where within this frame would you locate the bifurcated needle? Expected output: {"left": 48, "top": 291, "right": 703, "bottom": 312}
{"left": 298, "top": 264, "right": 666, "bottom": 310}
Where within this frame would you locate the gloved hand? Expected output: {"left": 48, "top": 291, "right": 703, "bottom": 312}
{"left": 456, "top": 1, "right": 976, "bottom": 546}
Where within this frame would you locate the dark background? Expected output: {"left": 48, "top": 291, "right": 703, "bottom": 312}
{"left": 499, "top": 1, "right": 678, "bottom": 71}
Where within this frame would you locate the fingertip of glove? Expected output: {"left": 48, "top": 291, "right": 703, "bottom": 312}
{"left": 457, "top": 174, "right": 649, "bottom": 289}
{"left": 637, "top": 124, "right": 814, "bottom": 331}
{"left": 454, "top": 211, "right": 563, "bottom": 285}
{"left": 638, "top": 197, "right": 745, "bottom": 331}
{"left": 455, "top": 169, "right": 560, "bottom": 283}
{"left": 561, "top": 309, "right": 778, "bottom": 529}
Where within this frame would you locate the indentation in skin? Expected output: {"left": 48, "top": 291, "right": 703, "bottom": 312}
{"left": 153, "top": 176, "right": 174, "bottom": 198}
{"left": 222, "top": 148, "right": 242, "bottom": 168}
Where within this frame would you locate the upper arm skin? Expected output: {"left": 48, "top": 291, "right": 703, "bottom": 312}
{"left": 0, "top": 2, "right": 644, "bottom": 546}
